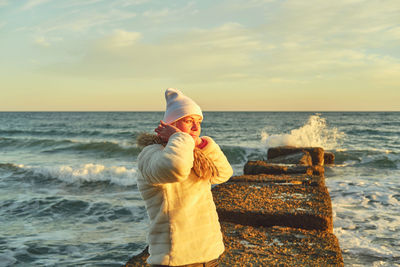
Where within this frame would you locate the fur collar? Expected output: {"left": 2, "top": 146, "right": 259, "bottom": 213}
{"left": 137, "top": 133, "right": 219, "bottom": 180}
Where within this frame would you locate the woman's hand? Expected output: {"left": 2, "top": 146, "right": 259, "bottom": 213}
{"left": 154, "top": 120, "right": 181, "bottom": 142}
{"left": 194, "top": 136, "right": 202, "bottom": 147}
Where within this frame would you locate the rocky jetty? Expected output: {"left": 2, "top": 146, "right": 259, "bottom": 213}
{"left": 212, "top": 180, "right": 333, "bottom": 232}
{"left": 123, "top": 146, "right": 342, "bottom": 266}
{"left": 267, "top": 146, "right": 325, "bottom": 166}
{"left": 219, "top": 222, "right": 342, "bottom": 266}
{"left": 324, "top": 152, "right": 335, "bottom": 165}
{"left": 266, "top": 151, "right": 312, "bottom": 165}
{"left": 244, "top": 160, "right": 325, "bottom": 176}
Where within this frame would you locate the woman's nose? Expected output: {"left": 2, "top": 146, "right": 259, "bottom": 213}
{"left": 191, "top": 122, "right": 199, "bottom": 131}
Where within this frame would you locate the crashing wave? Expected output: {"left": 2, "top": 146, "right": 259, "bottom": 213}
{"left": 261, "top": 114, "right": 345, "bottom": 150}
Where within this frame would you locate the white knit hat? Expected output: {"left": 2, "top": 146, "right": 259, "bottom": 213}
{"left": 163, "top": 88, "right": 203, "bottom": 124}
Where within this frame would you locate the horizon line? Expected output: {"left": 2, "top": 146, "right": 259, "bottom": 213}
{"left": 0, "top": 110, "right": 399, "bottom": 112}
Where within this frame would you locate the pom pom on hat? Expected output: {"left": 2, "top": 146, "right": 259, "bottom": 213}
{"left": 163, "top": 88, "right": 203, "bottom": 124}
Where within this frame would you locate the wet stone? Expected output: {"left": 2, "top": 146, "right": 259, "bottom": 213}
{"left": 324, "top": 152, "right": 335, "bottom": 165}
{"left": 123, "top": 246, "right": 149, "bottom": 267}
{"left": 267, "top": 146, "right": 325, "bottom": 166}
{"left": 312, "top": 165, "right": 325, "bottom": 176}
{"left": 212, "top": 182, "right": 333, "bottom": 232}
{"left": 229, "top": 174, "right": 325, "bottom": 187}
{"left": 219, "top": 222, "right": 344, "bottom": 267}
{"left": 267, "top": 151, "right": 313, "bottom": 166}
{"left": 243, "top": 161, "right": 324, "bottom": 176}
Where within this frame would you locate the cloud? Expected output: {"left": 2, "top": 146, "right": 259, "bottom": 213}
{"left": 3, "top": 0, "right": 400, "bottom": 110}
{"left": 141, "top": 2, "right": 197, "bottom": 23}
{"left": 19, "top": 6, "right": 137, "bottom": 34}
{"left": 186, "top": 23, "right": 263, "bottom": 50}
{"left": 267, "top": 0, "right": 400, "bottom": 45}
{"left": 60, "top": 10, "right": 136, "bottom": 32}
{"left": 34, "top": 36, "right": 50, "bottom": 47}
{"left": 0, "top": 0, "right": 9, "bottom": 7}
{"left": 32, "top": 0, "right": 400, "bottom": 101}
{"left": 228, "top": 0, "right": 277, "bottom": 9}
{"left": 33, "top": 35, "right": 63, "bottom": 47}
{"left": 100, "top": 29, "right": 142, "bottom": 49}
{"left": 42, "top": 22, "right": 268, "bottom": 82}
{"left": 113, "top": 0, "right": 150, "bottom": 7}
{"left": 143, "top": 8, "right": 170, "bottom": 19}
{"left": 22, "top": 0, "right": 52, "bottom": 10}
{"left": 59, "top": 0, "right": 104, "bottom": 8}
{"left": 386, "top": 26, "right": 400, "bottom": 40}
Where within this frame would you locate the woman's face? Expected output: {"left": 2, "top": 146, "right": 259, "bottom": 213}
{"left": 174, "top": 115, "right": 202, "bottom": 139}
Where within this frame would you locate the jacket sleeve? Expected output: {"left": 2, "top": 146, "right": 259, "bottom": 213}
{"left": 202, "top": 137, "right": 233, "bottom": 185}
{"left": 137, "top": 132, "right": 195, "bottom": 185}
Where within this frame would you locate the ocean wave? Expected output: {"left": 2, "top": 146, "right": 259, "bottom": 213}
{"left": 0, "top": 137, "right": 142, "bottom": 158}
{"left": 1, "top": 196, "right": 85, "bottom": 218}
{"left": 261, "top": 114, "right": 345, "bottom": 150}
{"left": 221, "top": 145, "right": 266, "bottom": 165}
{"left": 334, "top": 150, "right": 399, "bottom": 169}
{"left": 327, "top": 175, "right": 400, "bottom": 265}
{"left": 0, "top": 137, "right": 74, "bottom": 149}
{"left": 345, "top": 128, "right": 399, "bottom": 136}
{"left": 0, "top": 128, "right": 97, "bottom": 137}
{"left": 1, "top": 163, "right": 138, "bottom": 186}
{"left": 47, "top": 141, "right": 142, "bottom": 157}
{"left": 0, "top": 128, "right": 139, "bottom": 140}
{"left": 0, "top": 163, "right": 23, "bottom": 172}
{"left": 356, "top": 156, "right": 399, "bottom": 170}
{"left": 1, "top": 195, "right": 145, "bottom": 223}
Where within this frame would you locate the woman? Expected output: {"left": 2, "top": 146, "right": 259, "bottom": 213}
{"left": 136, "top": 88, "right": 233, "bottom": 266}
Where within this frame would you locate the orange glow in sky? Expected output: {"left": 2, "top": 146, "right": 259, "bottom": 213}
{"left": 1, "top": 0, "right": 399, "bottom": 111}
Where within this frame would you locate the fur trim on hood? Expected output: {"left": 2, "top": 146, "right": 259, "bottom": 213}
{"left": 137, "top": 132, "right": 219, "bottom": 180}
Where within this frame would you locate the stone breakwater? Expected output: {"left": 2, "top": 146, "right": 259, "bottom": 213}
{"left": 124, "top": 146, "right": 343, "bottom": 266}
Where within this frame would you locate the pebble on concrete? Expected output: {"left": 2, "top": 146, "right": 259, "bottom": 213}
{"left": 212, "top": 182, "right": 333, "bottom": 232}
{"left": 220, "top": 222, "right": 343, "bottom": 267}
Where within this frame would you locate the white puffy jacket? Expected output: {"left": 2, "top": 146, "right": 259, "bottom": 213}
{"left": 137, "top": 132, "right": 233, "bottom": 266}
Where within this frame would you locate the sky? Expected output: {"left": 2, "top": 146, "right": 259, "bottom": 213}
{"left": 1, "top": 0, "right": 399, "bottom": 111}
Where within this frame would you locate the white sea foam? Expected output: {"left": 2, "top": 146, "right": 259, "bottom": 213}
{"left": 261, "top": 114, "right": 345, "bottom": 150}
{"left": 327, "top": 174, "right": 400, "bottom": 265}
{"left": 21, "top": 163, "right": 138, "bottom": 186}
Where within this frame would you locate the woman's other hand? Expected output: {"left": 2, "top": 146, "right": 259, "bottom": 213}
{"left": 155, "top": 120, "right": 181, "bottom": 142}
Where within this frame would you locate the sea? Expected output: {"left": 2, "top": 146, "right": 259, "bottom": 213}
{"left": 0, "top": 111, "right": 399, "bottom": 266}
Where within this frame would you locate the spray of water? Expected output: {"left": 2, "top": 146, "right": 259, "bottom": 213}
{"left": 261, "top": 114, "right": 344, "bottom": 150}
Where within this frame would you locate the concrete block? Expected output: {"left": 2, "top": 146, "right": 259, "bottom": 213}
{"left": 244, "top": 161, "right": 324, "bottom": 176}
{"left": 268, "top": 146, "right": 325, "bottom": 166}
{"left": 212, "top": 182, "right": 333, "bottom": 232}
{"left": 220, "top": 222, "right": 343, "bottom": 266}
{"left": 229, "top": 174, "right": 325, "bottom": 187}
{"left": 267, "top": 151, "right": 312, "bottom": 166}
{"left": 324, "top": 152, "right": 335, "bottom": 164}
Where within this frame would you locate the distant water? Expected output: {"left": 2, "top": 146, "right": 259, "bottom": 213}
{"left": 0, "top": 112, "right": 399, "bottom": 266}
